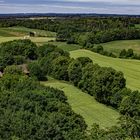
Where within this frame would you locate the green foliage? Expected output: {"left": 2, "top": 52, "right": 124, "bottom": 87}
{"left": 0, "top": 39, "right": 38, "bottom": 60}
{"left": 119, "top": 91, "right": 140, "bottom": 117}
{"left": 4, "top": 65, "right": 23, "bottom": 75}
{"left": 51, "top": 56, "right": 70, "bottom": 81}
{"left": 38, "top": 43, "right": 57, "bottom": 57}
{"left": 68, "top": 59, "right": 82, "bottom": 86}
{"left": 0, "top": 53, "right": 14, "bottom": 71}
{"left": 0, "top": 74, "right": 87, "bottom": 140}
{"left": 120, "top": 49, "right": 127, "bottom": 58}
{"left": 28, "top": 61, "right": 46, "bottom": 80}
{"left": 93, "top": 68, "right": 126, "bottom": 105}
{"left": 13, "top": 56, "right": 26, "bottom": 65}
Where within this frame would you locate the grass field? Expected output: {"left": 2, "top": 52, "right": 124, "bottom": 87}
{"left": 98, "top": 40, "right": 140, "bottom": 56}
{"left": 42, "top": 78, "right": 119, "bottom": 129}
{"left": 135, "top": 24, "right": 140, "bottom": 29}
{"left": 0, "top": 37, "right": 55, "bottom": 44}
{"left": 49, "top": 41, "right": 82, "bottom": 51}
{"left": 70, "top": 49, "right": 140, "bottom": 91}
{"left": 0, "top": 26, "right": 56, "bottom": 37}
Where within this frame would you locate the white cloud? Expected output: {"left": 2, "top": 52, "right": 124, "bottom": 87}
{"left": 61, "top": 0, "right": 140, "bottom": 5}
{"left": 0, "top": 3, "right": 140, "bottom": 14}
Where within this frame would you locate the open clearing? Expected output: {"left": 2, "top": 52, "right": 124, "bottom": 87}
{"left": 42, "top": 78, "right": 119, "bottom": 129}
{"left": 98, "top": 40, "right": 140, "bottom": 56}
{"left": 70, "top": 49, "right": 140, "bottom": 91}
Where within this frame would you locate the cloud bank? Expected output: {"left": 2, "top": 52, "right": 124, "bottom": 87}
{"left": 0, "top": 0, "right": 139, "bottom": 15}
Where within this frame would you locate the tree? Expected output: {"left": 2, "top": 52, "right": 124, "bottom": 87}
{"left": 28, "top": 61, "right": 46, "bottom": 80}
{"left": 119, "top": 49, "right": 127, "bottom": 58}
{"left": 51, "top": 56, "right": 70, "bottom": 81}
{"left": 4, "top": 65, "right": 23, "bottom": 75}
{"left": 68, "top": 59, "right": 82, "bottom": 86}
{"left": 126, "top": 49, "right": 134, "bottom": 58}
{"left": 119, "top": 90, "right": 140, "bottom": 117}
{"left": 93, "top": 68, "right": 126, "bottom": 105}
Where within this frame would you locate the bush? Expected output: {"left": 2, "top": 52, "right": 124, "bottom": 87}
{"left": 28, "top": 61, "right": 46, "bottom": 80}
{"left": 4, "top": 65, "right": 23, "bottom": 75}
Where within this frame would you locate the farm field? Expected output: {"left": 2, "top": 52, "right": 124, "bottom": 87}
{"left": 70, "top": 49, "right": 140, "bottom": 91}
{"left": 0, "top": 37, "right": 55, "bottom": 44}
{"left": 98, "top": 40, "right": 140, "bottom": 56}
{"left": 42, "top": 78, "right": 119, "bottom": 129}
{"left": 0, "top": 26, "right": 56, "bottom": 37}
{"left": 135, "top": 24, "right": 140, "bottom": 29}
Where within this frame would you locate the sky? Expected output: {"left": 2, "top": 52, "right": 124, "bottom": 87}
{"left": 0, "top": 0, "right": 140, "bottom": 15}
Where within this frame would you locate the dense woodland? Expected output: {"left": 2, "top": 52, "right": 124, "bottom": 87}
{"left": 0, "top": 39, "right": 140, "bottom": 139}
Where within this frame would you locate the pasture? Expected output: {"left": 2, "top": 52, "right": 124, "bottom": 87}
{"left": 98, "top": 40, "right": 140, "bottom": 56}
{"left": 70, "top": 49, "right": 140, "bottom": 91}
{"left": 0, "top": 26, "right": 56, "bottom": 37}
{"left": 43, "top": 78, "right": 119, "bottom": 129}
{"left": 0, "top": 37, "right": 55, "bottom": 44}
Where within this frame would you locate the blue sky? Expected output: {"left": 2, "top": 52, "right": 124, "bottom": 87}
{"left": 0, "top": 0, "right": 140, "bottom": 14}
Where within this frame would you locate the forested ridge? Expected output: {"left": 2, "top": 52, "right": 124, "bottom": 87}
{"left": 1, "top": 16, "right": 140, "bottom": 59}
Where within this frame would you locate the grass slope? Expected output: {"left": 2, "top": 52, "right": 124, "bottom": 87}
{"left": 42, "top": 78, "right": 119, "bottom": 129}
{"left": 98, "top": 40, "right": 140, "bottom": 56}
{"left": 135, "top": 24, "right": 140, "bottom": 29}
{"left": 0, "top": 37, "right": 55, "bottom": 44}
{"left": 70, "top": 49, "right": 140, "bottom": 91}
{"left": 49, "top": 41, "right": 82, "bottom": 51}
{"left": 0, "top": 27, "right": 56, "bottom": 37}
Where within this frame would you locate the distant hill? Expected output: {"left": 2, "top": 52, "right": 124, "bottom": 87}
{"left": 0, "top": 13, "right": 140, "bottom": 19}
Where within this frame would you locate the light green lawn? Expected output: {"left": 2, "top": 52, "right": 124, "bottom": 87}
{"left": 135, "top": 24, "right": 140, "bottom": 29}
{"left": 97, "top": 40, "right": 140, "bottom": 56}
{"left": 70, "top": 49, "right": 140, "bottom": 91}
{"left": 42, "top": 78, "right": 119, "bottom": 129}
{"left": 0, "top": 37, "right": 55, "bottom": 44}
{"left": 0, "top": 26, "right": 56, "bottom": 37}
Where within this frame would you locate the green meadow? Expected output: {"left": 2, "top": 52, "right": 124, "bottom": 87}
{"left": 42, "top": 78, "right": 119, "bottom": 129}
{"left": 98, "top": 40, "right": 140, "bottom": 56}
{"left": 0, "top": 26, "right": 56, "bottom": 37}
{"left": 0, "top": 37, "right": 55, "bottom": 44}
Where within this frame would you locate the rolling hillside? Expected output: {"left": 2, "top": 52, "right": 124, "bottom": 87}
{"left": 0, "top": 27, "right": 56, "bottom": 37}
{"left": 70, "top": 49, "right": 140, "bottom": 91}
{"left": 0, "top": 37, "right": 55, "bottom": 44}
{"left": 99, "top": 40, "right": 140, "bottom": 56}
{"left": 42, "top": 78, "right": 119, "bottom": 129}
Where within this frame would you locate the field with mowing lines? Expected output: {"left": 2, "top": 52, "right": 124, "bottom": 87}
{"left": 98, "top": 40, "right": 140, "bottom": 56}
{"left": 70, "top": 49, "right": 140, "bottom": 91}
{"left": 42, "top": 78, "right": 119, "bottom": 129}
{"left": 0, "top": 37, "right": 55, "bottom": 44}
{"left": 0, "top": 27, "right": 56, "bottom": 37}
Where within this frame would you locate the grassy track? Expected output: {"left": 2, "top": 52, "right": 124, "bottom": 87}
{"left": 0, "top": 37, "right": 55, "bottom": 44}
{"left": 70, "top": 49, "right": 140, "bottom": 91}
{"left": 42, "top": 78, "right": 119, "bottom": 129}
{"left": 98, "top": 40, "right": 140, "bottom": 56}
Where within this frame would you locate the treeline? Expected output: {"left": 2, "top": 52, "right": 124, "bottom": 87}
{"left": 0, "top": 17, "right": 140, "bottom": 32}
{"left": 0, "top": 74, "right": 87, "bottom": 139}
{"left": 0, "top": 39, "right": 140, "bottom": 139}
